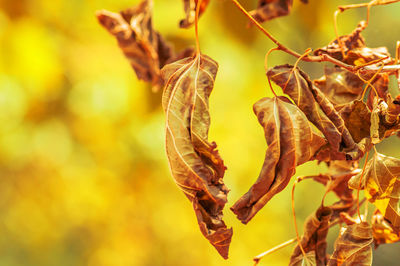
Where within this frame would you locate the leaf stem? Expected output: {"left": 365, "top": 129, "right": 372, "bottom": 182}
{"left": 195, "top": 0, "right": 202, "bottom": 54}
{"left": 357, "top": 150, "right": 370, "bottom": 221}
{"left": 253, "top": 238, "right": 296, "bottom": 265}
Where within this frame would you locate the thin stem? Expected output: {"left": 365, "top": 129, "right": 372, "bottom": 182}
{"left": 333, "top": 10, "right": 346, "bottom": 59}
{"left": 230, "top": 0, "right": 400, "bottom": 75}
{"left": 357, "top": 150, "right": 370, "bottom": 221}
{"left": 360, "top": 62, "right": 384, "bottom": 100}
{"left": 194, "top": 0, "right": 202, "bottom": 54}
{"left": 265, "top": 47, "right": 279, "bottom": 97}
{"left": 337, "top": 0, "right": 400, "bottom": 12}
{"left": 291, "top": 177, "right": 308, "bottom": 263}
{"left": 253, "top": 238, "right": 296, "bottom": 265}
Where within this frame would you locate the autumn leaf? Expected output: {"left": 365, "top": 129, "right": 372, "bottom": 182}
{"left": 267, "top": 64, "right": 364, "bottom": 161}
{"left": 289, "top": 206, "right": 332, "bottom": 266}
{"left": 161, "top": 53, "right": 232, "bottom": 259}
{"left": 340, "top": 100, "right": 371, "bottom": 143}
{"left": 313, "top": 66, "right": 364, "bottom": 107}
{"left": 231, "top": 96, "right": 325, "bottom": 224}
{"left": 249, "top": 0, "right": 308, "bottom": 24}
{"left": 96, "top": 0, "right": 174, "bottom": 89}
{"left": 314, "top": 21, "right": 390, "bottom": 66}
{"left": 179, "top": 0, "right": 210, "bottom": 28}
{"left": 328, "top": 222, "right": 373, "bottom": 266}
{"left": 366, "top": 73, "right": 389, "bottom": 110}
{"left": 372, "top": 210, "right": 400, "bottom": 247}
{"left": 349, "top": 152, "right": 400, "bottom": 229}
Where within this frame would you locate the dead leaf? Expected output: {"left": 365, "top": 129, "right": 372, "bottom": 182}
{"left": 348, "top": 152, "right": 400, "bottom": 229}
{"left": 231, "top": 96, "right": 325, "bottom": 224}
{"left": 340, "top": 100, "right": 371, "bottom": 143}
{"left": 161, "top": 54, "right": 232, "bottom": 258}
{"left": 289, "top": 206, "right": 332, "bottom": 266}
{"left": 96, "top": 0, "right": 173, "bottom": 89}
{"left": 249, "top": 0, "right": 293, "bottom": 23}
{"left": 267, "top": 64, "right": 363, "bottom": 160}
{"left": 370, "top": 96, "right": 400, "bottom": 144}
{"left": 314, "top": 67, "right": 364, "bottom": 107}
{"left": 179, "top": 0, "right": 210, "bottom": 28}
{"left": 328, "top": 222, "right": 373, "bottom": 266}
{"left": 314, "top": 21, "right": 391, "bottom": 66}
{"left": 372, "top": 210, "right": 400, "bottom": 247}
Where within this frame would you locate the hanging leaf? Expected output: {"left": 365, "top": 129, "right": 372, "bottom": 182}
{"left": 179, "top": 0, "right": 210, "bottom": 28}
{"left": 161, "top": 54, "right": 232, "bottom": 259}
{"left": 231, "top": 96, "right": 325, "bottom": 224}
{"left": 267, "top": 64, "right": 364, "bottom": 161}
{"left": 314, "top": 21, "right": 390, "bottom": 66}
{"left": 314, "top": 66, "right": 364, "bottom": 107}
{"left": 328, "top": 222, "right": 373, "bottom": 266}
{"left": 96, "top": 0, "right": 173, "bottom": 89}
{"left": 372, "top": 210, "right": 400, "bottom": 247}
{"left": 349, "top": 152, "right": 400, "bottom": 229}
{"left": 314, "top": 21, "right": 366, "bottom": 62}
{"left": 340, "top": 100, "right": 371, "bottom": 143}
{"left": 289, "top": 206, "right": 332, "bottom": 266}
{"left": 249, "top": 0, "right": 293, "bottom": 23}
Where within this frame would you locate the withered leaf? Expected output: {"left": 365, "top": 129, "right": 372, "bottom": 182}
{"left": 289, "top": 206, "right": 332, "bottom": 266}
{"left": 314, "top": 66, "right": 364, "bottom": 107}
{"left": 314, "top": 21, "right": 391, "bottom": 66}
{"left": 161, "top": 54, "right": 232, "bottom": 258}
{"left": 349, "top": 152, "right": 400, "bottom": 229}
{"left": 328, "top": 222, "right": 373, "bottom": 266}
{"left": 231, "top": 96, "right": 325, "bottom": 224}
{"left": 179, "top": 0, "right": 210, "bottom": 28}
{"left": 267, "top": 64, "right": 363, "bottom": 160}
{"left": 96, "top": 0, "right": 173, "bottom": 88}
{"left": 372, "top": 210, "right": 400, "bottom": 247}
{"left": 340, "top": 100, "right": 371, "bottom": 143}
{"left": 369, "top": 95, "right": 400, "bottom": 144}
{"left": 249, "top": 0, "right": 293, "bottom": 23}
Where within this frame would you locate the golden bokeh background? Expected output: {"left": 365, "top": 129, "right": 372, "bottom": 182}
{"left": 0, "top": 0, "right": 400, "bottom": 265}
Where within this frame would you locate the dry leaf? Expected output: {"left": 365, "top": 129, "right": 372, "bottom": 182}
{"left": 372, "top": 210, "right": 400, "bottom": 247}
{"left": 267, "top": 64, "right": 363, "bottom": 160}
{"left": 231, "top": 96, "right": 325, "bottom": 224}
{"left": 369, "top": 96, "right": 400, "bottom": 144}
{"left": 161, "top": 54, "right": 232, "bottom": 258}
{"left": 328, "top": 222, "right": 373, "bottom": 266}
{"left": 314, "top": 67, "right": 364, "bottom": 107}
{"left": 314, "top": 21, "right": 390, "bottom": 66}
{"left": 349, "top": 152, "right": 400, "bottom": 229}
{"left": 289, "top": 206, "right": 332, "bottom": 266}
{"left": 340, "top": 100, "right": 371, "bottom": 143}
{"left": 179, "top": 0, "right": 210, "bottom": 28}
{"left": 249, "top": 0, "right": 293, "bottom": 23}
{"left": 96, "top": 0, "right": 173, "bottom": 88}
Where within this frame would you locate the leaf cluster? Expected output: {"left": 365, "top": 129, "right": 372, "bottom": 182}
{"left": 96, "top": 0, "right": 400, "bottom": 264}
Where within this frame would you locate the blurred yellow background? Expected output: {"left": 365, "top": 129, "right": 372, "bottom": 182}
{"left": 0, "top": 0, "right": 400, "bottom": 265}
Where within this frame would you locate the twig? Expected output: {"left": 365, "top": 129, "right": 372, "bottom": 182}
{"left": 230, "top": 0, "right": 400, "bottom": 75}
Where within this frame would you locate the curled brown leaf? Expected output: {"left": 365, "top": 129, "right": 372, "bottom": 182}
{"left": 267, "top": 64, "right": 364, "bottom": 161}
{"left": 179, "top": 0, "right": 210, "bottom": 28}
{"left": 96, "top": 0, "right": 174, "bottom": 88}
{"left": 231, "top": 96, "right": 325, "bottom": 224}
{"left": 161, "top": 54, "right": 232, "bottom": 258}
